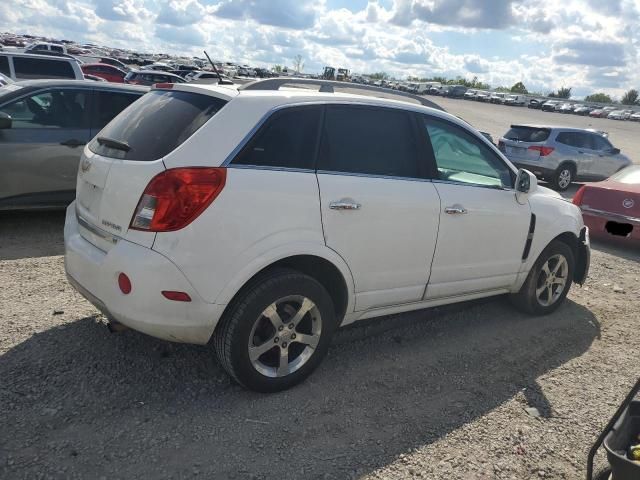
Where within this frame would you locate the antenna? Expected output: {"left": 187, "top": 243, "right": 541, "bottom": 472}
{"left": 203, "top": 50, "right": 233, "bottom": 85}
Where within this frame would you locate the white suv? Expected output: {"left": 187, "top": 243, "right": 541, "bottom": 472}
{"left": 64, "top": 80, "right": 590, "bottom": 392}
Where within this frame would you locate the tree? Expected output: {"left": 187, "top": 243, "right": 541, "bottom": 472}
{"left": 273, "top": 65, "right": 282, "bottom": 73}
{"left": 550, "top": 87, "right": 572, "bottom": 99}
{"left": 584, "top": 92, "right": 613, "bottom": 103}
{"left": 369, "top": 71, "right": 389, "bottom": 80}
{"left": 292, "top": 54, "right": 304, "bottom": 74}
{"left": 510, "top": 82, "right": 528, "bottom": 94}
{"left": 621, "top": 89, "right": 638, "bottom": 105}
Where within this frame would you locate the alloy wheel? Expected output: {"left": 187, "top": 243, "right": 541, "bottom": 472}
{"left": 248, "top": 295, "right": 322, "bottom": 378}
{"left": 535, "top": 254, "right": 569, "bottom": 307}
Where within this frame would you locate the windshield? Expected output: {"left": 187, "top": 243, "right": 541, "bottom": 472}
{"left": 504, "top": 126, "right": 550, "bottom": 142}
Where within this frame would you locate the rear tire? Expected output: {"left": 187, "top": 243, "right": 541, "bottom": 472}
{"left": 553, "top": 164, "right": 575, "bottom": 191}
{"left": 510, "top": 240, "right": 574, "bottom": 315}
{"left": 214, "top": 269, "right": 336, "bottom": 392}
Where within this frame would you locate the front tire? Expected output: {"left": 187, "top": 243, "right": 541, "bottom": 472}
{"left": 553, "top": 164, "right": 574, "bottom": 191}
{"left": 214, "top": 269, "right": 336, "bottom": 392}
{"left": 510, "top": 240, "right": 574, "bottom": 315}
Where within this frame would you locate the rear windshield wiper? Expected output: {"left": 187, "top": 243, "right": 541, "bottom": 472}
{"left": 97, "top": 136, "right": 131, "bottom": 152}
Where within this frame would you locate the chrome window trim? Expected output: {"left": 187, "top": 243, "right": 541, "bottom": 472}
{"left": 431, "top": 178, "right": 514, "bottom": 192}
{"left": 581, "top": 205, "right": 640, "bottom": 223}
{"left": 76, "top": 210, "right": 120, "bottom": 246}
{"left": 316, "top": 169, "right": 433, "bottom": 183}
{"left": 226, "top": 164, "right": 315, "bottom": 174}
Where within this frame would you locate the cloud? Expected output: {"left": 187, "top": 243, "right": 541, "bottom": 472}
{"left": 464, "top": 55, "right": 489, "bottom": 73}
{"left": 214, "top": 0, "right": 317, "bottom": 29}
{"left": 156, "top": 0, "right": 208, "bottom": 27}
{"left": 93, "top": 0, "right": 151, "bottom": 23}
{"left": 553, "top": 39, "right": 627, "bottom": 67}
{"left": 155, "top": 24, "right": 207, "bottom": 46}
{"left": 393, "top": 0, "right": 516, "bottom": 29}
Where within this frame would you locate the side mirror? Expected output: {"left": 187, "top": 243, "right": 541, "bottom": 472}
{"left": 611, "top": 147, "right": 621, "bottom": 155}
{"left": 0, "top": 112, "right": 11, "bottom": 129}
{"left": 515, "top": 169, "right": 537, "bottom": 204}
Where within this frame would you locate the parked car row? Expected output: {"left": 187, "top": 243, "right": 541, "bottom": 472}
{"left": 528, "top": 99, "right": 640, "bottom": 120}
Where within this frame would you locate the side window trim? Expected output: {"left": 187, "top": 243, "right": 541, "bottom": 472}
{"left": 421, "top": 114, "right": 515, "bottom": 190}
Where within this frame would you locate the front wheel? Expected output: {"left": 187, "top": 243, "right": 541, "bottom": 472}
{"left": 214, "top": 269, "right": 336, "bottom": 392}
{"left": 510, "top": 240, "right": 575, "bottom": 315}
{"left": 553, "top": 165, "right": 574, "bottom": 191}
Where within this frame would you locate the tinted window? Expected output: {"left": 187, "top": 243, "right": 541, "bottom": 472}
{"left": 318, "top": 105, "right": 422, "bottom": 178}
{"left": 424, "top": 116, "right": 512, "bottom": 188}
{"left": 590, "top": 134, "right": 613, "bottom": 151}
{"left": 504, "top": 126, "right": 550, "bottom": 142}
{"left": 91, "top": 90, "right": 142, "bottom": 130}
{"left": 0, "top": 56, "right": 9, "bottom": 76}
{"left": 88, "top": 90, "right": 226, "bottom": 161}
{"left": 51, "top": 45, "right": 64, "bottom": 53}
{"left": 232, "top": 106, "right": 321, "bottom": 170}
{"left": 556, "top": 132, "right": 591, "bottom": 149}
{"left": 14, "top": 57, "right": 75, "bottom": 79}
{"left": 0, "top": 89, "right": 89, "bottom": 128}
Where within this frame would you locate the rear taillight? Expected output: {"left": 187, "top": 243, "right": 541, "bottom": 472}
{"left": 130, "top": 168, "right": 226, "bottom": 232}
{"left": 573, "top": 185, "right": 586, "bottom": 206}
{"left": 528, "top": 145, "right": 555, "bottom": 156}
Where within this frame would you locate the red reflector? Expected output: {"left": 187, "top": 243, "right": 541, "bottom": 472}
{"left": 161, "top": 291, "right": 192, "bottom": 302}
{"left": 153, "top": 82, "right": 174, "bottom": 89}
{"left": 573, "top": 185, "right": 586, "bottom": 206}
{"left": 130, "top": 168, "right": 226, "bottom": 232}
{"left": 528, "top": 145, "right": 555, "bottom": 156}
{"left": 118, "top": 273, "right": 132, "bottom": 294}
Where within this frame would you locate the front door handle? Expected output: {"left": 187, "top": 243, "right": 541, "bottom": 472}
{"left": 329, "top": 200, "right": 361, "bottom": 211}
{"left": 444, "top": 206, "right": 467, "bottom": 215}
{"left": 61, "top": 139, "right": 86, "bottom": 148}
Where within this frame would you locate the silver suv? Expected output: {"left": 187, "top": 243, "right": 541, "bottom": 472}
{"left": 499, "top": 124, "right": 632, "bottom": 190}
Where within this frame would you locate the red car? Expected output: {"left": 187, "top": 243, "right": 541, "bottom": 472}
{"left": 573, "top": 165, "right": 640, "bottom": 244}
{"left": 80, "top": 63, "right": 127, "bottom": 83}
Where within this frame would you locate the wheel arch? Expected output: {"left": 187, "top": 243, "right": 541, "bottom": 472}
{"left": 214, "top": 248, "right": 355, "bottom": 329}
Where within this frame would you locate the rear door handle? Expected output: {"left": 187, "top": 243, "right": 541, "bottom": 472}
{"left": 61, "top": 139, "right": 86, "bottom": 148}
{"left": 329, "top": 200, "right": 361, "bottom": 210}
{"left": 444, "top": 206, "right": 467, "bottom": 215}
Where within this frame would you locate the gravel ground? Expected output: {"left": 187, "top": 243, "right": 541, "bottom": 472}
{"left": 1, "top": 209, "right": 640, "bottom": 479}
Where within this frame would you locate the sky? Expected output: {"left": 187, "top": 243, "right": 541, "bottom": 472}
{"left": 1, "top": 0, "right": 638, "bottom": 98}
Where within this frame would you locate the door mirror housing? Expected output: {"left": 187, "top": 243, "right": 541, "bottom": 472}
{"left": 0, "top": 112, "right": 12, "bottom": 129}
{"left": 611, "top": 147, "right": 621, "bottom": 155}
{"left": 515, "top": 169, "right": 537, "bottom": 204}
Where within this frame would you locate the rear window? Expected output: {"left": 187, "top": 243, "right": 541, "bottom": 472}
{"left": 504, "top": 126, "right": 550, "bottom": 142}
{"left": 88, "top": 90, "right": 227, "bottom": 161}
{"left": 14, "top": 57, "right": 75, "bottom": 79}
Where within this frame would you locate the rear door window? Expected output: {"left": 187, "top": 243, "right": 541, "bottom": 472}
{"left": 232, "top": 106, "right": 321, "bottom": 170}
{"left": 317, "top": 105, "right": 424, "bottom": 179}
{"left": 88, "top": 90, "right": 227, "bottom": 160}
{"left": 504, "top": 126, "right": 550, "bottom": 142}
{"left": 589, "top": 134, "right": 613, "bottom": 151}
{"left": 14, "top": 57, "right": 75, "bottom": 79}
{"left": 0, "top": 88, "right": 89, "bottom": 128}
{"left": 91, "top": 90, "right": 142, "bottom": 130}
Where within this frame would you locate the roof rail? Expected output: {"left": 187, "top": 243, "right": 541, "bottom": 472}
{"left": 239, "top": 77, "right": 445, "bottom": 112}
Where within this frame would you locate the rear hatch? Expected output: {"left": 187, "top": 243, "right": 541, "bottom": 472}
{"left": 581, "top": 183, "right": 640, "bottom": 220}
{"left": 499, "top": 125, "right": 551, "bottom": 161}
{"left": 75, "top": 86, "right": 230, "bottom": 251}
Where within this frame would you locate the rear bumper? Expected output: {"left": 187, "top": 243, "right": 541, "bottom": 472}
{"left": 581, "top": 207, "right": 640, "bottom": 243}
{"left": 64, "top": 202, "right": 225, "bottom": 344}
